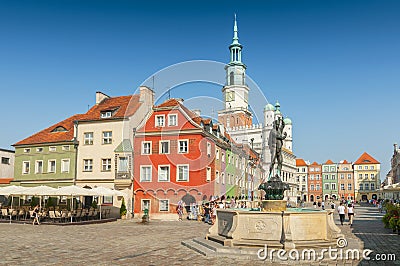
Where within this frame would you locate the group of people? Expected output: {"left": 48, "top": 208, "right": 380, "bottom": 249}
{"left": 337, "top": 202, "right": 355, "bottom": 226}
{"left": 176, "top": 199, "right": 253, "bottom": 224}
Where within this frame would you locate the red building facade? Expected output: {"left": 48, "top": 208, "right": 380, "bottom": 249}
{"left": 307, "top": 162, "right": 323, "bottom": 202}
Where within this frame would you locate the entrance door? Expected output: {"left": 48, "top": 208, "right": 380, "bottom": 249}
{"left": 310, "top": 195, "right": 314, "bottom": 202}
{"left": 361, "top": 195, "right": 368, "bottom": 201}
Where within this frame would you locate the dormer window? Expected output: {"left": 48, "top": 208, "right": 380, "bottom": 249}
{"left": 101, "top": 111, "right": 112, "bottom": 118}
{"left": 52, "top": 126, "right": 67, "bottom": 132}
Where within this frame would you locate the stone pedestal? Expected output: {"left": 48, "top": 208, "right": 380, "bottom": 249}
{"left": 261, "top": 200, "right": 287, "bottom": 212}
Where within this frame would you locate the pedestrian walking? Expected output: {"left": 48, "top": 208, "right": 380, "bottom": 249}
{"left": 32, "top": 205, "right": 40, "bottom": 225}
{"left": 321, "top": 201, "right": 325, "bottom": 210}
{"left": 176, "top": 200, "right": 184, "bottom": 221}
{"left": 347, "top": 204, "right": 355, "bottom": 226}
{"left": 337, "top": 202, "right": 346, "bottom": 226}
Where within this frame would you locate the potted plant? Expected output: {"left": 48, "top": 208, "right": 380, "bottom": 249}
{"left": 120, "top": 198, "right": 127, "bottom": 219}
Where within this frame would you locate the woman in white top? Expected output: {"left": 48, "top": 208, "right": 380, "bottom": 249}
{"left": 347, "top": 204, "right": 355, "bottom": 226}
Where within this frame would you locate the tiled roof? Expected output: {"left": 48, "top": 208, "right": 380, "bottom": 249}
{"left": 0, "top": 178, "right": 13, "bottom": 184}
{"left": 14, "top": 94, "right": 142, "bottom": 146}
{"left": 78, "top": 95, "right": 141, "bottom": 121}
{"left": 296, "top": 158, "right": 308, "bottom": 167}
{"left": 310, "top": 162, "right": 320, "bottom": 166}
{"left": 342, "top": 160, "right": 349, "bottom": 164}
{"left": 14, "top": 114, "right": 83, "bottom": 146}
{"left": 324, "top": 159, "right": 335, "bottom": 165}
{"left": 354, "top": 152, "right": 380, "bottom": 165}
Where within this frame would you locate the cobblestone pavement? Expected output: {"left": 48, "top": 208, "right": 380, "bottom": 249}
{"left": 0, "top": 205, "right": 398, "bottom": 266}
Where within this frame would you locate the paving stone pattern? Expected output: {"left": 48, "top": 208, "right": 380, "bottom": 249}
{"left": 0, "top": 205, "right": 398, "bottom": 265}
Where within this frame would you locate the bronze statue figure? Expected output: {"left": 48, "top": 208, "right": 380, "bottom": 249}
{"left": 268, "top": 116, "right": 287, "bottom": 179}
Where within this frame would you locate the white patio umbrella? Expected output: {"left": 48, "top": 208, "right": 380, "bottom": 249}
{"left": 0, "top": 185, "right": 27, "bottom": 223}
{"left": 18, "top": 186, "right": 59, "bottom": 210}
{"left": 48, "top": 185, "right": 97, "bottom": 222}
{"left": 91, "top": 186, "right": 126, "bottom": 219}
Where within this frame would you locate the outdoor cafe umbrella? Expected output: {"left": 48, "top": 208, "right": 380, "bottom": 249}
{"left": 18, "top": 186, "right": 58, "bottom": 209}
{"left": 48, "top": 185, "right": 97, "bottom": 222}
{"left": 0, "top": 185, "right": 27, "bottom": 223}
{"left": 91, "top": 186, "right": 126, "bottom": 219}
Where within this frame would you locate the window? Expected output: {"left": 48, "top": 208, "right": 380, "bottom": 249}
{"left": 331, "top": 183, "right": 336, "bottom": 190}
{"left": 296, "top": 176, "right": 300, "bottom": 182}
{"left": 35, "top": 161, "right": 43, "bottom": 174}
{"left": 359, "top": 184, "right": 363, "bottom": 191}
{"left": 83, "top": 159, "right": 93, "bottom": 172}
{"left": 365, "top": 183, "right": 369, "bottom": 190}
{"left": 36, "top": 147, "right": 43, "bottom": 152}
{"left": 222, "top": 173, "right": 225, "bottom": 184}
{"left": 155, "top": 115, "right": 165, "bottom": 127}
{"left": 316, "top": 184, "right": 320, "bottom": 191}
{"left": 1, "top": 157, "right": 10, "bottom": 164}
{"left": 325, "top": 184, "right": 329, "bottom": 190}
{"left": 48, "top": 160, "right": 56, "bottom": 173}
{"left": 141, "top": 199, "right": 150, "bottom": 211}
{"left": 302, "top": 176, "right": 306, "bottom": 182}
{"left": 62, "top": 145, "right": 70, "bottom": 151}
{"left": 49, "top": 146, "right": 56, "bottom": 152}
{"left": 22, "top": 161, "right": 30, "bottom": 174}
{"left": 101, "top": 111, "right": 112, "bottom": 118}
{"left": 340, "top": 184, "right": 345, "bottom": 190}
{"left": 310, "top": 175, "right": 314, "bottom": 180}
{"left": 330, "top": 167, "right": 335, "bottom": 172}
{"left": 207, "top": 142, "right": 211, "bottom": 157}
{"left": 24, "top": 148, "right": 31, "bottom": 153}
{"left": 310, "top": 184, "right": 315, "bottom": 191}
{"left": 142, "top": 141, "right": 151, "bottom": 155}
{"left": 364, "top": 174, "right": 368, "bottom": 179}
{"left": 348, "top": 184, "right": 352, "bottom": 190}
{"left": 118, "top": 157, "right": 128, "bottom": 173}
{"left": 302, "top": 168, "right": 306, "bottom": 173}
{"left": 61, "top": 159, "right": 70, "bottom": 173}
{"left": 168, "top": 114, "right": 177, "bottom": 126}
{"left": 302, "top": 185, "right": 306, "bottom": 191}
{"left": 371, "top": 174, "right": 375, "bottom": 179}
{"left": 102, "top": 159, "right": 112, "bottom": 172}
{"left": 102, "top": 131, "right": 112, "bottom": 144}
{"left": 324, "top": 175, "right": 329, "bottom": 180}
{"left": 316, "top": 174, "right": 320, "bottom": 180}
{"left": 347, "top": 174, "right": 352, "bottom": 179}
{"left": 310, "top": 167, "right": 314, "bottom": 172}
{"left": 158, "top": 165, "right": 170, "bottom": 181}
{"left": 177, "top": 165, "right": 189, "bottom": 181}
{"left": 222, "top": 153, "right": 225, "bottom": 162}
{"left": 178, "top": 140, "right": 188, "bottom": 154}
{"left": 159, "top": 199, "right": 169, "bottom": 211}
{"left": 103, "top": 196, "right": 113, "bottom": 204}
{"left": 227, "top": 154, "right": 231, "bottom": 164}
{"left": 216, "top": 149, "right": 220, "bottom": 160}
{"left": 358, "top": 174, "right": 362, "bottom": 179}
{"left": 84, "top": 132, "right": 94, "bottom": 145}
{"left": 206, "top": 167, "right": 211, "bottom": 182}
{"left": 332, "top": 175, "right": 336, "bottom": 180}
{"left": 364, "top": 166, "right": 368, "bottom": 170}
{"left": 371, "top": 183, "right": 375, "bottom": 190}
{"left": 340, "top": 174, "right": 344, "bottom": 179}
{"left": 324, "top": 166, "right": 328, "bottom": 172}
{"left": 358, "top": 166, "right": 362, "bottom": 170}
{"left": 140, "top": 166, "right": 152, "bottom": 182}
{"left": 159, "top": 141, "right": 170, "bottom": 154}
{"left": 370, "top": 166, "right": 374, "bottom": 170}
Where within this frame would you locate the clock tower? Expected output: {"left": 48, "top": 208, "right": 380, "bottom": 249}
{"left": 218, "top": 15, "right": 253, "bottom": 129}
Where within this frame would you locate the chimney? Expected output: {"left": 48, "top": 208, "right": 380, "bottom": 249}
{"left": 192, "top": 109, "right": 201, "bottom": 116}
{"left": 139, "top": 86, "right": 155, "bottom": 106}
{"left": 96, "top": 91, "right": 110, "bottom": 105}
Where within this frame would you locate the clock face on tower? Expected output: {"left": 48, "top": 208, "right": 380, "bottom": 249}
{"left": 236, "top": 68, "right": 242, "bottom": 75}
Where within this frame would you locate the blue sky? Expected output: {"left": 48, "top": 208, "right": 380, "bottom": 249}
{"left": 1, "top": 0, "right": 399, "bottom": 179}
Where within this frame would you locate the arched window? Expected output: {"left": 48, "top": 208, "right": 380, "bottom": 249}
{"left": 230, "top": 71, "right": 234, "bottom": 85}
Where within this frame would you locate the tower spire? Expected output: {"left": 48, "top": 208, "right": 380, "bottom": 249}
{"left": 229, "top": 14, "right": 242, "bottom": 64}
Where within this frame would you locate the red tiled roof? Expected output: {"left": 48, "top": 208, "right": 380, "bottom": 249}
{"left": 14, "top": 114, "right": 83, "bottom": 146}
{"left": 296, "top": 158, "right": 307, "bottom": 167}
{"left": 324, "top": 159, "right": 334, "bottom": 165}
{"left": 14, "top": 94, "right": 142, "bottom": 146}
{"left": 78, "top": 95, "right": 141, "bottom": 121}
{"left": 155, "top": 98, "right": 200, "bottom": 123}
{"left": 354, "top": 152, "right": 380, "bottom": 165}
{"left": 0, "top": 178, "right": 13, "bottom": 184}
{"left": 310, "top": 162, "right": 320, "bottom": 166}
{"left": 342, "top": 160, "right": 349, "bottom": 164}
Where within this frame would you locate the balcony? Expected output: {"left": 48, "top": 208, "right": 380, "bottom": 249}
{"left": 115, "top": 171, "right": 132, "bottom": 188}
